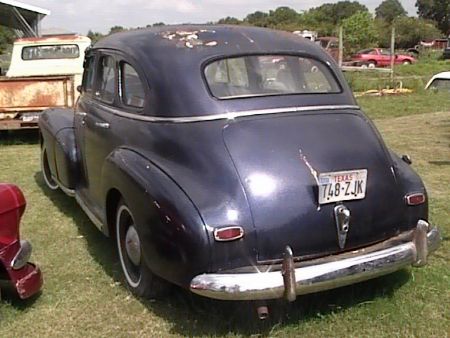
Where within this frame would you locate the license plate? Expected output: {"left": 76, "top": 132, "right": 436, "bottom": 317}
{"left": 318, "top": 169, "right": 367, "bottom": 204}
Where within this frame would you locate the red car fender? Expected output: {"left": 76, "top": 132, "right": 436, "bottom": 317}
{"left": 0, "top": 184, "right": 26, "bottom": 244}
{"left": 0, "top": 184, "right": 43, "bottom": 299}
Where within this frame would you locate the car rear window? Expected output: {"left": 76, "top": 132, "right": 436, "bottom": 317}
{"left": 428, "top": 79, "right": 450, "bottom": 91}
{"left": 22, "top": 44, "right": 80, "bottom": 60}
{"left": 204, "top": 55, "right": 340, "bottom": 99}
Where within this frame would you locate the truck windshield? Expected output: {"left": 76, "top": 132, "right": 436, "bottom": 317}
{"left": 22, "top": 44, "right": 80, "bottom": 60}
{"left": 204, "top": 55, "right": 340, "bottom": 99}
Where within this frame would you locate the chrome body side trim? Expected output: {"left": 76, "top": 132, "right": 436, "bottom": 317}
{"left": 190, "top": 224, "right": 441, "bottom": 301}
{"left": 75, "top": 193, "right": 104, "bottom": 232}
{"left": 100, "top": 104, "right": 360, "bottom": 123}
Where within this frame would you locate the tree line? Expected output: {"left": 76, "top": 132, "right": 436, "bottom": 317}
{"left": 0, "top": 0, "right": 448, "bottom": 55}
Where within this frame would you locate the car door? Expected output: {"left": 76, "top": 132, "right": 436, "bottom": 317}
{"left": 82, "top": 52, "right": 122, "bottom": 216}
{"left": 74, "top": 51, "right": 95, "bottom": 198}
{"left": 76, "top": 52, "right": 148, "bottom": 220}
{"left": 378, "top": 49, "right": 391, "bottom": 67}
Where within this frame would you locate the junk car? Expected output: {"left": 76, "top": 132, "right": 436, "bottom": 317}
{"left": 425, "top": 72, "right": 450, "bottom": 92}
{"left": 0, "top": 184, "right": 43, "bottom": 299}
{"left": 38, "top": 25, "right": 440, "bottom": 317}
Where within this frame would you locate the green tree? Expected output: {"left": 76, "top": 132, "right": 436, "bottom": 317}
{"left": 342, "top": 11, "right": 378, "bottom": 53}
{"left": 375, "top": 0, "right": 407, "bottom": 23}
{"left": 267, "top": 7, "right": 300, "bottom": 26}
{"left": 217, "top": 17, "right": 242, "bottom": 25}
{"left": 244, "top": 11, "right": 269, "bottom": 27}
{"left": 152, "top": 22, "right": 165, "bottom": 27}
{"left": 0, "top": 25, "right": 15, "bottom": 54}
{"left": 87, "top": 30, "right": 104, "bottom": 44}
{"left": 301, "top": 1, "right": 368, "bottom": 35}
{"left": 416, "top": 0, "right": 449, "bottom": 34}
{"left": 376, "top": 17, "right": 442, "bottom": 48}
{"left": 109, "top": 25, "right": 126, "bottom": 35}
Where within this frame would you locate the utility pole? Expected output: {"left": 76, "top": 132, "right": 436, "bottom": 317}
{"left": 338, "top": 26, "right": 343, "bottom": 68}
{"left": 390, "top": 25, "right": 395, "bottom": 84}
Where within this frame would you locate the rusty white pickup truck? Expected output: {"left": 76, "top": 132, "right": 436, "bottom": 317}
{"left": 0, "top": 35, "right": 90, "bottom": 130}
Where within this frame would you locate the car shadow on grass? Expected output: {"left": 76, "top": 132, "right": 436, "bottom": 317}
{"left": 33, "top": 172, "right": 122, "bottom": 283}
{"left": 33, "top": 171, "right": 411, "bottom": 336}
{"left": 144, "top": 270, "right": 411, "bottom": 336}
{"left": 0, "top": 130, "right": 39, "bottom": 146}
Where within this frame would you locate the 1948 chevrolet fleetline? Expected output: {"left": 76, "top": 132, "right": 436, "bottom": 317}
{"left": 39, "top": 25, "right": 440, "bottom": 317}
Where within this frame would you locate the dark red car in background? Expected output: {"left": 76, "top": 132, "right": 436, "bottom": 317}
{"left": 352, "top": 48, "right": 416, "bottom": 68}
{"left": 0, "top": 183, "right": 42, "bottom": 299}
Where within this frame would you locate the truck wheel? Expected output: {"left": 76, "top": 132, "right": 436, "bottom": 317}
{"left": 116, "top": 200, "right": 167, "bottom": 298}
{"left": 41, "top": 147, "right": 59, "bottom": 190}
{"left": 402, "top": 60, "right": 411, "bottom": 65}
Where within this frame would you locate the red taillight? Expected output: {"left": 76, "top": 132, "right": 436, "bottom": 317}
{"left": 405, "top": 193, "right": 426, "bottom": 206}
{"left": 214, "top": 226, "right": 244, "bottom": 242}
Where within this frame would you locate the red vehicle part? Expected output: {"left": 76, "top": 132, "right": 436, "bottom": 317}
{"left": 352, "top": 48, "right": 415, "bottom": 67}
{"left": 0, "top": 184, "right": 43, "bottom": 299}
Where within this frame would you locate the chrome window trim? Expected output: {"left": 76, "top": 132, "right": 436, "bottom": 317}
{"left": 99, "top": 104, "right": 360, "bottom": 123}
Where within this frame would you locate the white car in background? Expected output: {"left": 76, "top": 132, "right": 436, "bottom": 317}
{"left": 425, "top": 72, "right": 450, "bottom": 91}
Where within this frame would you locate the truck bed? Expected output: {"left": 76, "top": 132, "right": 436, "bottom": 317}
{"left": 0, "top": 75, "right": 75, "bottom": 130}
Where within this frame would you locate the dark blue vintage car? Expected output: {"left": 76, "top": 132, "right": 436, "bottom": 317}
{"left": 39, "top": 25, "right": 440, "bottom": 317}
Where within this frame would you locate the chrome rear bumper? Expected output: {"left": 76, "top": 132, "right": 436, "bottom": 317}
{"left": 190, "top": 221, "right": 441, "bottom": 301}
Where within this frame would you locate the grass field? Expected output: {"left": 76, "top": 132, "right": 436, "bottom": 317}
{"left": 0, "top": 94, "right": 449, "bottom": 337}
{"left": 345, "top": 59, "right": 450, "bottom": 92}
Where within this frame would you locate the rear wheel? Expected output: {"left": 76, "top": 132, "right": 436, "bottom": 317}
{"left": 402, "top": 60, "right": 411, "bottom": 65}
{"left": 41, "top": 147, "right": 58, "bottom": 190}
{"left": 116, "top": 200, "right": 167, "bottom": 298}
{"left": 368, "top": 60, "right": 376, "bottom": 68}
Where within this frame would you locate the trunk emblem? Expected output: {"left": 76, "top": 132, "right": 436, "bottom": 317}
{"left": 334, "top": 204, "right": 350, "bottom": 249}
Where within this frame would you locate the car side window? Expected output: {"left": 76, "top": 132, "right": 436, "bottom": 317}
{"left": 97, "top": 55, "right": 116, "bottom": 103}
{"left": 82, "top": 55, "right": 95, "bottom": 93}
{"left": 120, "top": 62, "right": 145, "bottom": 108}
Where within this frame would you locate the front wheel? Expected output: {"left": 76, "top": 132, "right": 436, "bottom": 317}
{"left": 41, "top": 146, "right": 59, "bottom": 190}
{"left": 402, "top": 60, "right": 411, "bottom": 65}
{"left": 116, "top": 200, "right": 167, "bottom": 298}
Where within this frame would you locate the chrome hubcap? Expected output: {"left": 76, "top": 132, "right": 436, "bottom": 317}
{"left": 125, "top": 225, "right": 141, "bottom": 266}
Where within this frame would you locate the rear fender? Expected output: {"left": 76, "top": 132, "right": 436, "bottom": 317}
{"left": 100, "top": 147, "right": 210, "bottom": 287}
{"left": 390, "top": 150, "right": 428, "bottom": 223}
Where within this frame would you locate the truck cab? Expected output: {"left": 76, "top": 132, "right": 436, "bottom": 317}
{"left": 6, "top": 34, "right": 91, "bottom": 88}
{"left": 0, "top": 35, "right": 91, "bottom": 130}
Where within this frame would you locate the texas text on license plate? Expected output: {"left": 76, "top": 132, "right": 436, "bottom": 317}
{"left": 318, "top": 169, "right": 368, "bottom": 204}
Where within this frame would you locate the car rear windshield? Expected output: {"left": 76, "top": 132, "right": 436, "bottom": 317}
{"left": 429, "top": 79, "right": 450, "bottom": 91}
{"left": 22, "top": 44, "right": 80, "bottom": 60}
{"left": 204, "top": 55, "right": 340, "bottom": 99}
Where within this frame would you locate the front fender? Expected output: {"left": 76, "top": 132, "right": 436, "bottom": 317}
{"left": 39, "top": 108, "right": 78, "bottom": 189}
{"left": 100, "top": 147, "right": 210, "bottom": 287}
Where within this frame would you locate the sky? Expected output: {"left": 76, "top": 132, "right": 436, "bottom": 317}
{"left": 23, "top": 0, "right": 418, "bottom": 35}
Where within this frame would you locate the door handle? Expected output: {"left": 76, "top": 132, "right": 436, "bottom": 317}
{"left": 95, "top": 122, "right": 110, "bottom": 129}
{"left": 75, "top": 112, "right": 87, "bottom": 117}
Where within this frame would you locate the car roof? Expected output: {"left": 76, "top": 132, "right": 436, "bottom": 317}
{"left": 92, "top": 25, "right": 353, "bottom": 118}
{"left": 430, "top": 71, "right": 450, "bottom": 80}
{"left": 94, "top": 25, "right": 324, "bottom": 60}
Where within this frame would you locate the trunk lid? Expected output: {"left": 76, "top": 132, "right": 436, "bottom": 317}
{"left": 223, "top": 110, "right": 404, "bottom": 262}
